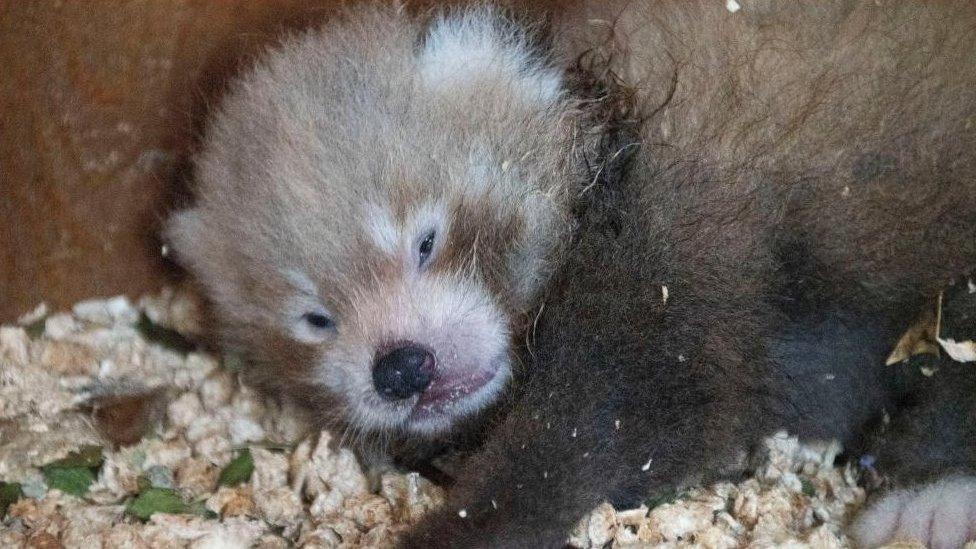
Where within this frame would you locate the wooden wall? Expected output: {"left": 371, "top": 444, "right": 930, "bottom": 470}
{"left": 0, "top": 0, "right": 350, "bottom": 321}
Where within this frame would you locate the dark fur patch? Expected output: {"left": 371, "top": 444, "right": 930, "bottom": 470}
{"left": 851, "top": 152, "right": 898, "bottom": 183}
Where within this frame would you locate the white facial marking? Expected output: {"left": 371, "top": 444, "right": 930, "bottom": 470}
{"left": 404, "top": 202, "right": 448, "bottom": 270}
{"left": 363, "top": 203, "right": 399, "bottom": 255}
{"left": 313, "top": 272, "right": 511, "bottom": 435}
{"left": 463, "top": 145, "right": 506, "bottom": 199}
{"left": 284, "top": 269, "right": 317, "bottom": 295}
{"left": 282, "top": 269, "right": 334, "bottom": 344}
{"left": 419, "top": 9, "right": 562, "bottom": 104}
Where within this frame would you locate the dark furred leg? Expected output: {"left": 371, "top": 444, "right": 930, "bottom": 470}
{"left": 869, "top": 360, "right": 976, "bottom": 486}
{"left": 401, "top": 146, "right": 975, "bottom": 547}
{"left": 851, "top": 359, "right": 976, "bottom": 548}
{"left": 770, "top": 307, "right": 900, "bottom": 446}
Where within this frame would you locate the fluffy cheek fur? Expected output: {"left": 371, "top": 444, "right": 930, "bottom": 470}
{"left": 315, "top": 273, "right": 512, "bottom": 436}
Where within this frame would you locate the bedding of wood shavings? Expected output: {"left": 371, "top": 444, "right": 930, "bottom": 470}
{"left": 0, "top": 289, "right": 924, "bottom": 548}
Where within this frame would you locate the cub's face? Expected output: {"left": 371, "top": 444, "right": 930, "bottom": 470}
{"left": 166, "top": 7, "right": 579, "bottom": 435}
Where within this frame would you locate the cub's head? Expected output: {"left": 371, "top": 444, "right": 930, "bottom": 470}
{"left": 166, "top": 6, "right": 579, "bottom": 435}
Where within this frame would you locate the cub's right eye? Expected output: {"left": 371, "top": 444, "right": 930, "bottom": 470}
{"left": 303, "top": 312, "right": 334, "bottom": 330}
{"left": 418, "top": 230, "right": 436, "bottom": 268}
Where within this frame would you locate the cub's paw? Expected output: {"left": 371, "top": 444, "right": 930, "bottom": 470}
{"left": 850, "top": 475, "right": 976, "bottom": 549}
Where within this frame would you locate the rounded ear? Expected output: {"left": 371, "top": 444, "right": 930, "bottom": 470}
{"left": 162, "top": 208, "right": 244, "bottom": 310}
{"left": 163, "top": 208, "right": 206, "bottom": 267}
{"left": 418, "top": 8, "right": 563, "bottom": 105}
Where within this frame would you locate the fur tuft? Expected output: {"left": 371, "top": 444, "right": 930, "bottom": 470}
{"left": 420, "top": 6, "right": 562, "bottom": 104}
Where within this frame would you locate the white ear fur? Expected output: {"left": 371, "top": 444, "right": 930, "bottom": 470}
{"left": 419, "top": 8, "right": 562, "bottom": 104}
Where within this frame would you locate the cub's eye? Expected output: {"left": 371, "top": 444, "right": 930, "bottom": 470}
{"left": 303, "top": 312, "right": 334, "bottom": 330}
{"left": 418, "top": 230, "right": 436, "bottom": 267}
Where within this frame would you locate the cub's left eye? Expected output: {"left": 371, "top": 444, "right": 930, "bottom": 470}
{"left": 418, "top": 230, "right": 436, "bottom": 267}
{"left": 303, "top": 312, "right": 334, "bottom": 330}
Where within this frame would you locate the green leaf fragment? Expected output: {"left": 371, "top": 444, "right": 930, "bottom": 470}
{"left": 218, "top": 448, "right": 254, "bottom": 487}
{"left": 187, "top": 498, "right": 218, "bottom": 519}
{"left": 40, "top": 445, "right": 104, "bottom": 497}
{"left": 126, "top": 487, "right": 188, "bottom": 520}
{"left": 25, "top": 317, "right": 47, "bottom": 339}
{"left": 0, "top": 482, "right": 23, "bottom": 517}
{"left": 42, "top": 467, "right": 96, "bottom": 497}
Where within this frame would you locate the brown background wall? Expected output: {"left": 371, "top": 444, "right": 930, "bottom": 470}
{"left": 0, "top": 0, "right": 354, "bottom": 321}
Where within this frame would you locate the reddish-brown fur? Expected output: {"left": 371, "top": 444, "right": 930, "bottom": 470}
{"left": 166, "top": 1, "right": 976, "bottom": 546}
{"left": 401, "top": 1, "right": 976, "bottom": 546}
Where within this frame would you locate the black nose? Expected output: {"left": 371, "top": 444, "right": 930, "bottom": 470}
{"left": 373, "top": 345, "right": 434, "bottom": 400}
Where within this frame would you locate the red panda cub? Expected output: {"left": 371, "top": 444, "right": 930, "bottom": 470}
{"left": 167, "top": 4, "right": 581, "bottom": 438}
{"left": 167, "top": 1, "right": 976, "bottom": 546}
